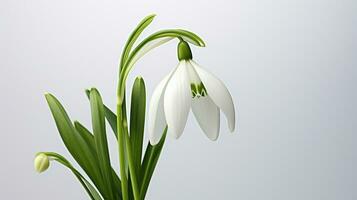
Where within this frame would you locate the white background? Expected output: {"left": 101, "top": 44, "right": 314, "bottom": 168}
{"left": 1, "top": 0, "right": 357, "bottom": 199}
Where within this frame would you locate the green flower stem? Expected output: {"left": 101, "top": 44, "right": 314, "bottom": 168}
{"left": 118, "top": 94, "right": 140, "bottom": 200}
{"left": 123, "top": 116, "right": 140, "bottom": 200}
{"left": 117, "top": 95, "right": 140, "bottom": 200}
{"left": 117, "top": 102, "right": 129, "bottom": 200}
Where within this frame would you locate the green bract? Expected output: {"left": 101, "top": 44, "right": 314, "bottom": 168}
{"left": 35, "top": 14, "right": 205, "bottom": 200}
{"left": 177, "top": 40, "right": 193, "bottom": 60}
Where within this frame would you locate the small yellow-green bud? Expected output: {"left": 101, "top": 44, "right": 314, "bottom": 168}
{"left": 34, "top": 153, "right": 50, "bottom": 173}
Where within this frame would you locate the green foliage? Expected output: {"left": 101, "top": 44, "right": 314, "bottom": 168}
{"left": 89, "top": 88, "right": 116, "bottom": 200}
{"left": 45, "top": 94, "right": 108, "bottom": 197}
{"left": 130, "top": 77, "right": 146, "bottom": 184}
{"left": 140, "top": 128, "right": 167, "bottom": 200}
{"left": 120, "top": 14, "right": 156, "bottom": 70}
{"left": 74, "top": 121, "right": 122, "bottom": 199}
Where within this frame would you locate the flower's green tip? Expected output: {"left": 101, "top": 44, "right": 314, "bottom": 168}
{"left": 135, "top": 76, "right": 143, "bottom": 81}
{"left": 34, "top": 153, "right": 50, "bottom": 173}
{"left": 89, "top": 87, "right": 99, "bottom": 93}
{"left": 177, "top": 41, "right": 193, "bottom": 60}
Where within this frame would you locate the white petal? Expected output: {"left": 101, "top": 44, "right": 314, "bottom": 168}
{"left": 190, "top": 60, "right": 236, "bottom": 132}
{"left": 186, "top": 61, "right": 201, "bottom": 84}
{"left": 148, "top": 67, "right": 177, "bottom": 145}
{"left": 192, "top": 96, "right": 220, "bottom": 140}
{"left": 164, "top": 61, "right": 191, "bottom": 139}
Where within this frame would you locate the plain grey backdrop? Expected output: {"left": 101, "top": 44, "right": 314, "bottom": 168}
{"left": 1, "top": 0, "right": 356, "bottom": 199}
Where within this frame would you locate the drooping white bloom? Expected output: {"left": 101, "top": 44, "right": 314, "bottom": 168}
{"left": 148, "top": 41, "right": 235, "bottom": 145}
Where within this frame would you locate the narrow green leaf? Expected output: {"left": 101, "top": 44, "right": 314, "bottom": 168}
{"left": 44, "top": 93, "right": 108, "bottom": 198}
{"left": 89, "top": 88, "right": 115, "bottom": 200}
{"left": 140, "top": 127, "right": 167, "bottom": 200}
{"left": 104, "top": 105, "right": 118, "bottom": 139}
{"left": 85, "top": 89, "right": 117, "bottom": 139}
{"left": 38, "top": 152, "right": 103, "bottom": 200}
{"left": 74, "top": 121, "right": 122, "bottom": 200}
{"left": 85, "top": 89, "right": 131, "bottom": 198}
{"left": 120, "top": 14, "right": 156, "bottom": 70}
{"left": 74, "top": 120, "right": 96, "bottom": 150}
{"left": 130, "top": 77, "right": 146, "bottom": 184}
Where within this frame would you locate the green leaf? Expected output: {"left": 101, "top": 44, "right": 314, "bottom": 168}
{"left": 44, "top": 93, "right": 108, "bottom": 198}
{"left": 104, "top": 105, "right": 118, "bottom": 139}
{"left": 140, "top": 127, "right": 167, "bottom": 200}
{"left": 74, "top": 120, "right": 96, "bottom": 150}
{"left": 129, "top": 77, "right": 146, "bottom": 184}
{"left": 74, "top": 121, "right": 122, "bottom": 200}
{"left": 89, "top": 88, "right": 115, "bottom": 200}
{"left": 120, "top": 14, "right": 156, "bottom": 70}
{"left": 38, "top": 152, "right": 103, "bottom": 200}
{"left": 85, "top": 89, "right": 132, "bottom": 199}
{"left": 85, "top": 89, "right": 118, "bottom": 139}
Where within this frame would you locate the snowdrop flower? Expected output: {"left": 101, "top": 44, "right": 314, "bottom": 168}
{"left": 148, "top": 40, "right": 235, "bottom": 145}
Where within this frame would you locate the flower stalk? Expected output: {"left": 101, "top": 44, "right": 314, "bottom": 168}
{"left": 116, "top": 101, "right": 129, "bottom": 200}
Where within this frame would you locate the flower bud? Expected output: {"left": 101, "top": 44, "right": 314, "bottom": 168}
{"left": 34, "top": 153, "right": 50, "bottom": 173}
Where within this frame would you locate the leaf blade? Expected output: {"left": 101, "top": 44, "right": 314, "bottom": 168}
{"left": 74, "top": 121, "right": 122, "bottom": 199}
{"left": 120, "top": 14, "right": 156, "bottom": 70}
{"left": 130, "top": 77, "right": 146, "bottom": 185}
{"left": 89, "top": 88, "right": 115, "bottom": 200}
{"left": 140, "top": 127, "right": 167, "bottom": 200}
{"left": 85, "top": 89, "right": 118, "bottom": 139}
{"left": 44, "top": 93, "right": 108, "bottom": 198}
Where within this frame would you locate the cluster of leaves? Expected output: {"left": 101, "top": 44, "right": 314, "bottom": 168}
{"left": 43, "top": 79, "right": 165, "bottom": 200}
{"left": 37, "top": 14, "right": 205, "bottom": 200}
